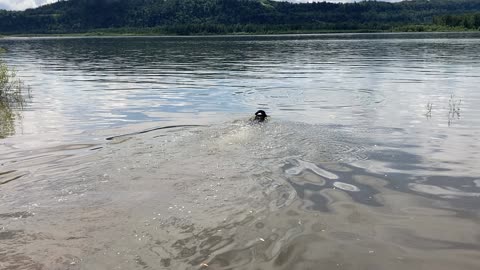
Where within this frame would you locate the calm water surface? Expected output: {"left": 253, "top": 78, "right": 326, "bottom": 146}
{"left": 1, "top": 33, "right": 480, "bottom": 269}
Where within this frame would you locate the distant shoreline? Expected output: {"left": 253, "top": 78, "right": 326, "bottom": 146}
{"left": 1, "top": 0, "right": 479, "bottom": 38}
{"left": 1, "top": 28, "right": 478, "bottom": 39}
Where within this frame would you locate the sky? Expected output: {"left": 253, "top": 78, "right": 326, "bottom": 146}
{"left": 0, "top": 0, "right": 56, "bottom": 10}
{"left": 0, "top": 0, "right": 402, "bottom": 11}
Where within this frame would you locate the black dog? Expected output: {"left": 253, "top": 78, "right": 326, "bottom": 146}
{"left": 252, "top": 110, "right": 268, "bottom": 123}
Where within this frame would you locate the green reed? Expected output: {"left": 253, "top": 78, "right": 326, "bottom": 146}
{"left": 0, "top": 48, "right": 29, "bottom": 138}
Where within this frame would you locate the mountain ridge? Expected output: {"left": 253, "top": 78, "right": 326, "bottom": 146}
{"left": 1, "top": 0, "right": 480, "bottom": 34}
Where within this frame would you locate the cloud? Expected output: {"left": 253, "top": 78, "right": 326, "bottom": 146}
{"left": 0, "top": 0, "right": 57, "bottom": 10}
{"left": 288, "top": 0, "right": 401, "bottom": 2}
{"left": 0, "top": 0, "right": 403, "bottom": 11}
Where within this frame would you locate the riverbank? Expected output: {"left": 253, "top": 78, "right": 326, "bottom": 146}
{"left": 1, "top": 26, "right": 478, "bottom": 38}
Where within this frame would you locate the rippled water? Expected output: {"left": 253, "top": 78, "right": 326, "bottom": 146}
{"left": 1, "top": 33, "right": 480, "bottom": 270}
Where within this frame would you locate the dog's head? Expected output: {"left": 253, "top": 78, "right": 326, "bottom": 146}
{"left": 254, "top": 110, "right": 268, "bottom": 122}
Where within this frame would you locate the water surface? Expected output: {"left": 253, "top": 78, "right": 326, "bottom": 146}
{"left": 1, "top": 33, "right": 480, "bottom": 270}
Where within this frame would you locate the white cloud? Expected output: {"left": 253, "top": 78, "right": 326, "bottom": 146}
{"left": 0, "top": 0, "right": 57, "bottom": 10}
{"left": 289, "top": 0, "right": 401, "bottom": 2}
{"left": 0, "top": 0, "right": 403, "bottom": 11}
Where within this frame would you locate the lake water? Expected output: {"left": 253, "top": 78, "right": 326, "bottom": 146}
{"left": 1, "top": 33, "right": 480, "bottom": 270}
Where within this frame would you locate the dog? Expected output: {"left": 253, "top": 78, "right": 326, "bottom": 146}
{"left": 251, "top": 110, "right": 268, "bottom": 123}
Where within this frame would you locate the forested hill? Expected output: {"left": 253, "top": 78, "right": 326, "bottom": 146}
{"left": 1, "top": 0, "right": 480, "bottom": 34}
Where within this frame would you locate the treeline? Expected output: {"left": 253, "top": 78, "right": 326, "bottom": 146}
{"left": 433, "top": 13, "right": 480, "bottom": 29}
{"left": 1, "top": 0, "right": 480, "bottom": 35}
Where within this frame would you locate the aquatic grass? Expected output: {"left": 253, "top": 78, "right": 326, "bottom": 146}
{"left": 0, "top": 48, "right": 29, "bottom": 138}
{"left": 448, "top": 94, "right": 461, "bottom": 126}
{"left": 425, "top": 101, "right": 433, "bottom": 118}
{"left": 448, "top": 94, "right": 461, "bottom": 116}
{"left": 0, "top": 66, "right": 27, "bottom": 108}
{"left": 424, "top": 95, "right": 462, "bottom": 126}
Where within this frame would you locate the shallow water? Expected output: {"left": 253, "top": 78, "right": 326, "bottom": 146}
{"left": 1, "top": 33, "right": 480, "bottom": 269}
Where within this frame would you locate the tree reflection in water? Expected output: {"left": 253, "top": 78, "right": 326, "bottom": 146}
{"left": 0, "top": 52, "right": 29, "bottom": 138}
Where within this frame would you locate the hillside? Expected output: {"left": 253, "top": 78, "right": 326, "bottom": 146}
{"left": 0, "top": 0, "right": 480, "bottom": 34}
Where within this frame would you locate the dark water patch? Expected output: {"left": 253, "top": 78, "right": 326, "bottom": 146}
{"left": 0, "top": 170, "right": 28, "bottom": 185}
{"left": 134, "top": 255, "right": 149, "bottom": 269}
{"left": 368, "top": 171, "right": 480, "bottom": 212}
{"left": 0, "top": 144, "right": 98, "bottom": 162}
{"left": 282, "top": 159, "right": 382, "bottom": 211}
{"left": 386, "top": 228, "right": 480, "bottom": 250}
{"left": 279, "top": 149, "right": 480, "bottom": 212}
{"left": 105, "top": 124, "right": 204, "bottom": 140}
{"left": 0, "top": 211, "right": 33, "bottom": 219}
{"left": 420, "top": 175, "right": 480, "bottom": 190}
{"left": 159, "top": 216, "right": 257, "bottom": 267}
{"left": 0, "top": 254, "right": 44, "bottom": 270}
{"left": 0, "top": 230, "right": 22, "bottom": 240}
{"left": 369, "top": 149, "right": 424, "bottom": 165}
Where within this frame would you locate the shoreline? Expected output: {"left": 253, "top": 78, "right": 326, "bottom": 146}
{"left": 1, "top": 29, "right": 479, "bottom": 39}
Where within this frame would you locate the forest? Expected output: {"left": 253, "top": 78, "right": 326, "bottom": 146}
{"left": 0, "top": 0, "right": 479, "bottom": 35}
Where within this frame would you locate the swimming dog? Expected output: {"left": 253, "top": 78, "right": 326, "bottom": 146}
{"left": 251, "top": 110, "right": 268, "bottom": 123}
